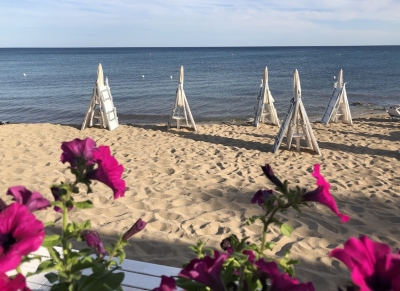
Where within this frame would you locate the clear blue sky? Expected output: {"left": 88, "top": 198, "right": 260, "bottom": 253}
{"left": 1, "top": 0, "right": 399, "bottom": 47}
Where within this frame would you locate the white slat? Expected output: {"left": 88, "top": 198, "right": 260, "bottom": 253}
{"left": 11, "top": 247, "right": 181, "bottom": 291}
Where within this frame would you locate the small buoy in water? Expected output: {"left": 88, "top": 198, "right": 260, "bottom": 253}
{"left": 23, "top": 73, "right": 26, "bottom": 77}
{"left": 170, "top": 76, "right": 172, "bottom": 79}
{"left": 333, "top": 76, "right": 336, "bottom": 79}
{"left": 142, "top": 75, "right": 145, "bottom": 78}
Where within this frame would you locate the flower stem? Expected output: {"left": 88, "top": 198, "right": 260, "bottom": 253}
{"left": 260, "top": 207, "right": 279, "bottom": 255}
{"left": 61, "top": 187, "right": 71, "bottom": 280}
{"left": 107, "top": 238, "right": 123, "bottom": 269}
{"left": 238, "top": 266, "right": 245, "bottom": 291}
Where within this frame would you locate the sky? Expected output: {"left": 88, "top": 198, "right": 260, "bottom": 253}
{"left": 1, "top": 0, "right": 400, "bottom": 47}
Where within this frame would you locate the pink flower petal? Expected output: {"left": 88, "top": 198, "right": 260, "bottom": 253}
{"left": 303, "top": 164, "right": 350, "bottom": 223}
{"left": 0, "top": 203, "right": 44, "bottom": 272}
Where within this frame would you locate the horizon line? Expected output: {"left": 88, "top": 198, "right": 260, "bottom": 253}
{"left": 1, "top": 45, "right": 400, "bottom": 49}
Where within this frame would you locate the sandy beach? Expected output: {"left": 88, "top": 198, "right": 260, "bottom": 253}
{"left": 1, "top": 115, "right": 399, "bottom": 290}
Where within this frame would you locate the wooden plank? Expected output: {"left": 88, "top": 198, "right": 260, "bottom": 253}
{"left": 99, "top": 86, "right": 119, "bottom": 131}
{"left": 300, "top": 103, "right": 321, "bottom": 156}
{"left": 321, "top": 86, "right": 342, "bottom": 124}
{"left": 273, "top": 98, "right": 295, "bottom": 154}
{"left": 15, "top": 247, "right": 182, "bottom": 291}
{"left": 120, "top": 259, "right": 181, "bottom": 277}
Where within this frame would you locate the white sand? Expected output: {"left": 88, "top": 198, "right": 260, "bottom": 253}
{"left": 1, "top": 115, "right": 399, "bottom": 290}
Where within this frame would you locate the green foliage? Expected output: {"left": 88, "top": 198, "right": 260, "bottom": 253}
{"left": 280, "top": 223, "right": 294, "bottom": 237}
{"left": 72, "top": 200, "right": 94, "bottom": 209}
{"left": 42, "top": 235, "right": 62, "bottom": 248}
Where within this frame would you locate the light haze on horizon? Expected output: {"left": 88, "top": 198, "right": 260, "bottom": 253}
{"left": 1, "top": 0, "right": 400, "bottom": 47}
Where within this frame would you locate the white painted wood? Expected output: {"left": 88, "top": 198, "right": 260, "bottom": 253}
{"left": 81, "top": 64, "right": 119, "bottom": 131}
{"left": 321, "top": 69, "right": 352, "bottom": 125}
{"left": 168, "top": 66, "right": 197, "bottom": 131}
{"left": 299, "top": 101, "right": 321, "bottom": 155}
{"left": 384, "top": 105, "right": 400, "bottom": 120}
{"left": 321, "top": 86, "right": 342, "bottom": 124}
{"left": 254, "top": 67, "right": 280, "bottom": 127}
{"left": 99, "top": 86, "right": 119, "bottom": 131}
{"left": 11, "top": 247, "right": 182, "bottom": 291}
{"left": 272, "top": 98, "right": 294, "bottom": 154}
{"left": 273, "top": 70, "right": 321, "bottom": 155}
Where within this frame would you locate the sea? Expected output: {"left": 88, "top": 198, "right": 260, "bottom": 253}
{"left": 0, "top": 46, "right": 399, "bottom": 125}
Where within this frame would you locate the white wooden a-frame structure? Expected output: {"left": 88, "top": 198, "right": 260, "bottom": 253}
{"left": 321, "top": 69, "right": 352, "bottom": 125}
{"left": 81, "top": 64, "right": 119, "bottom": 131}
{"left": 167, "top": 66, "right": 197, "bottom": 131}
{"left": 273, "top": 69, "right": 321, "bottom": 155}
{"left": 254, "top": 67, "right": 280, "bottom": 127}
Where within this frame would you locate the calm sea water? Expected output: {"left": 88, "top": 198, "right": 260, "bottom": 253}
{"left": 0, "top": 46, "right": 399, "bottom": 125}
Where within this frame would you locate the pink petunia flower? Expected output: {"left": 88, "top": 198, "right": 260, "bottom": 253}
{"left": 60, "top": 137, "right": 97, "bottom": 168}
{"left": 0, "top": 203, "right": 45, "bottom": 273}
{"left": 122, "top": 218, "right": 147, "bottom": 241}
{"left": 152, "top": 276, "right": 177, "bottom": 291}
{"left": 251, "top": 189, "right": 274, "bottom": 206}
{"left": 243, "top": 250, "right": 256, "bottom": 263}
{"left": 0, "top": 273, "right": 31, "bottom": 291}
{"left": 179, "top": 250, "right": 228, "bottom": 291}
{"left": 330, "top": 236, "right": 400, "bottom": 291}
{"left": 255, "top": 259, "right": 315, "bottom": 291}
{"left": 87, "top": 146, "right": 126, "bottom": 199}
{"left": 302, "top": 164, "right": 350, "bottom": 223}
{"left": 6, "top": 186, "right": 50, "bottom": 213}
{"left": 81, "top": 230, "right": 106, "bottom": 258}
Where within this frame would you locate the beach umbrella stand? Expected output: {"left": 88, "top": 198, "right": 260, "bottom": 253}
{"left": 254, "top": 67, "right": 280, "bottom": 127}
{"left": 273, "top": 69, "right": 321, "bottom": 155}
{"left": 321, "top": 69, "right": 353, "bottom": 125}
{"left": 81, "top": 64, "right": 119, "bottom": 131}
{"left": 167, "top": 66, "right": 197, "bottom": 131}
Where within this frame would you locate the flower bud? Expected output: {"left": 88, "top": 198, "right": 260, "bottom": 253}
{"left": 122, "top": 218, "right": 147, "bottom": 241}
{"left": 251, "top": 189, "right": 273, "bottom": 206}
{"left": 81, "top": 230, "right": 106, "bottom": 258}
{"left": 261, "top": 164, "right": 284, "bottom": 189}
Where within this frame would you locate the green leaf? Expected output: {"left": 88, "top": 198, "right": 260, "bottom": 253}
{"left": 48, "top": 247, "right": 62, "bottom": 263}
{"left": 287, "top": 259, "right": 300, "bottom": 265}
{"left": 49, "top": 283, "right": 70, "bottom": 291}
{"left": 45, "top": 272, "right": 59, "bottom": 283}
{"left": 73, "top": 200, "right": 94, "bottom": 209}
{"left": 21, "top": 255, "right": 42, "bottom": 265}
{"left": 27, "top": 260, "right": 60, "bottom": 277}
{"left": 78, "top": 270, "right": 125, "bottom": 291}
{"left": 51, "top": 201, "right": 64, "bottom": 209}
{"left": 78, "top": 248, "right": 95, "bottom": 257}
{"left": 176, "top": 277, "right": 207, "bottom": 291}
{"left": 265, "top": 242, "right": 276, "bottom": 251}
{"left": 82, "top": 220, "right": 92, "bottom": 229}
{"left": 44, "top": 221, "right": 55, "bottom": 227}
{"left": 115, "top": 249, "right": 126, "bottom": 265}
{"left": 70, "top": 256, "right": 95, "bottom": 274}
{"left": 42, "top": 235, "right": 62, "bottom": 248}
{"left": 280, "top": 223, "right": 294, "bottom": 237}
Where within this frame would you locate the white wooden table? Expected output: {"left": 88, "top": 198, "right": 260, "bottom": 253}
{"left": 7, "top": 247, "right": 181, "bottom": 291}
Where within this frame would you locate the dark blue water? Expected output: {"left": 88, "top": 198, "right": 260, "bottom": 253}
{"left": 0, "top": 46, "right": 399, "bottom": 124}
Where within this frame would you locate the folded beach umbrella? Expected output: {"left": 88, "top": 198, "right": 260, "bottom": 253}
{"left": 97, "top": 63, "right": 104, "bottom": 87}
{"left": 254, "top": 67, "right": 280, "bottom": 127}
{"left": 167, "top": 66, "right": 197, "bottom": 131}
{"left": 81, "top": 63, "right": 119, "bottom": 131}
{"left": 321, "top": 69, "right": 353, "bottom": 125}
{"left": 273, "top": 69, "right": 321, "bottom": 155}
